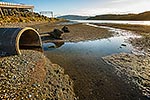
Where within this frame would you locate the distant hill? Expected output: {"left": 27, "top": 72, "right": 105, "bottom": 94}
{"left": 87, "top": 11, "right": 150, "bottom": 21}
{"left": 57, "top": 15, "right": 89, "bottom": 20}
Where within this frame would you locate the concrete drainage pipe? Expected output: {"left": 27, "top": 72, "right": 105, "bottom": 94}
{"left": 0, "top": 27, "right": 43, "bottom": 56}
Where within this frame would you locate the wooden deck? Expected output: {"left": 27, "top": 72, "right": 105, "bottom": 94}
{"left": 0, "top": 2, "right": 34, "bottom": 9}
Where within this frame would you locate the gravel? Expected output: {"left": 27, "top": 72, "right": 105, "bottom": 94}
{"left": 0, "top": 50, "right": 77, "bottom": 99}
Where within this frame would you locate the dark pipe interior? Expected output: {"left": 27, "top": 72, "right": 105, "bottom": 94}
{"left": 19, "top": 30, "right": 42, "bottom": 51}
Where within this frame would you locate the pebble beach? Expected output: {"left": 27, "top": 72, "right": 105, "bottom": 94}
{"left": 0, "top": 50, "right": 77, "bottom": 99}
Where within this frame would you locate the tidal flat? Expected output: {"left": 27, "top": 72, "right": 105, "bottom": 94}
{"left": 42, "top": 22, "right": 149, "bottom": 100}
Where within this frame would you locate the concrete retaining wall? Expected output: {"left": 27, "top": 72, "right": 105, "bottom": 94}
{"left": 0, "top": 27, "right": 42, "bottom": 56}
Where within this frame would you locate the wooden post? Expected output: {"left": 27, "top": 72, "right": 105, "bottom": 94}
{"left": 0, "top": 8, "right": 4, "bottom": 16}
{"left": 51, "top": 12, "right": 53, "bottom": 18}
{"left": 31, "top": 8, "right": 34, "bottom": 16}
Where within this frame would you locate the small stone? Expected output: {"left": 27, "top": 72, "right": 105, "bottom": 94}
{"left": 28, "top": 94, "right": 32, "bottom": 98}
{"left": 121, "top": 43, "right": 127, "bottom": 46}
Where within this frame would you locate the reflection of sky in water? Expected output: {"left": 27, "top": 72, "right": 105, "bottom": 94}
{"left": 43, "top": 25, "right": 140, "bottom": 57}
{"left": 43, "top": 33, "right": 137, "bottom": 56}
{"left": 43, "top": 37, "right": 131, "bottom": 57}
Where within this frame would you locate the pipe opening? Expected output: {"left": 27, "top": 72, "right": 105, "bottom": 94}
{"left": 18, "top": 29, "right": 43, "bottom": 53}
{"left": 0, "top": 27, "right": 42, "bottom": 57}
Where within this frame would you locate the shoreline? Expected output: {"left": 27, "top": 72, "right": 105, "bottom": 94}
{"left": 1, "top": 21, "right": 150, "bottom": 99}
{"left": 97, "top": 23, "right": 150, "bottom": 98}
{"left": 93, "top": 23, "right": 150, "bottom": 34}
{"left": 30, "top": 23, "right": 113, "bottom": 42}
{"left": 103, "top": 53, "right": 150, "bottom": 98}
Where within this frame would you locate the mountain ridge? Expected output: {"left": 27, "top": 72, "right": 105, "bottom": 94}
{"left": 87, "top": 11, "right": 150, "bottom": 21}
{"left": 57, "top": 15, "right": 89, "bottom": 20}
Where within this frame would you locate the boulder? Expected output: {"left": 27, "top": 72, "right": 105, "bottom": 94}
{"left": 62, "top": 26, "right": 70, "bottom": 33}
{"left": 50, "top": 29, "right": 63, "bottom": 39}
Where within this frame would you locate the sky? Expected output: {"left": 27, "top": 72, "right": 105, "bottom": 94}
{"left": 1, "top": 0, "right": 150, "bottom": 16}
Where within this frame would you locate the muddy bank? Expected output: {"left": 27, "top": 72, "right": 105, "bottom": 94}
{"left": 103, "top": 53, "right": 150, "bottom": 98}
{"left": 45, "top": 48, "right": 147, "bottom": 100}
{"left": 0, "top": 50, "right": 76, "bottom": 99}
{"left": 99, "top": 23, "right": 150, "bottom": 98}
{"left": 94, "top": 23, "right": 150, "bottom": 34}
{"left": 98, "top": 36, "right": 150, "bottom": 99}
{"left": 61, "top": 23, "right": 112, "bottom": 42}
{"left": 30, "top": 23, "right": 112, "bottom": 42}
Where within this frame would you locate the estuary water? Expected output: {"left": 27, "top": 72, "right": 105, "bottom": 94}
{"left": 71, "top": 20, "right": 150, "bottom": 25}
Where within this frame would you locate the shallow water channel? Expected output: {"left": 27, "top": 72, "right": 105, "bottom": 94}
{"left": 43, "top": 25, "right": 146, "bottom": 100}
{"left": 43, "top": 25, "right": 139, "bottom": 57}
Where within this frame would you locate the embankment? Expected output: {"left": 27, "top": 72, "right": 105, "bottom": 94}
{"left": 0, "top": 50, "right": 77, "bottom": 99}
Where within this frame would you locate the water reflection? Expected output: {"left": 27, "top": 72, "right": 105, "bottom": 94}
{"left": 43, "top": 41, "right": 64, "bottom": 50}
{"left": 43, "top": 24, "right": 141, "bottom": 57}
{"left": 54, "top": 41, "right": 65, "bottom": 48}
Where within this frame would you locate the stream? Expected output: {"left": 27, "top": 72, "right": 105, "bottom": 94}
{"left": 43, "top": 24, "right": 141, "bottom": 57}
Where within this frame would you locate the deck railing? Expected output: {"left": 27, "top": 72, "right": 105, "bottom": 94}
{"left": 0, "top": 2, "right": 34, "bottom": 9}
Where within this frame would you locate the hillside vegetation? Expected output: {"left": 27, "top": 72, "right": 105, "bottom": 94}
{"left": 0, "top": 9, "right": 59, "bottom": 25}
{"left": 87, "top": 11, "right": 150, "bottom": 21}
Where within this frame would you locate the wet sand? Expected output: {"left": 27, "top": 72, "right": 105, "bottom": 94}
{"left": 44, "top": 51, "right": 146, "bottom": 100}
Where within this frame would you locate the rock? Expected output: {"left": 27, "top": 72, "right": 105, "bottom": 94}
{"left": 121, "top": 43, "right": 127, "bottom": 46}
{"left": 62, "top": 26, "right": 70, "bottom": 33}
{"left": 50, "top": 29, "right": 63, "bottom": 39}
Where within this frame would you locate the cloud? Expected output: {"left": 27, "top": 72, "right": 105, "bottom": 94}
{"left": 65, "top": 0, "right": 150, "bottom": 16}
{"left": 95, "top": 0, "right": 150, "bottom": 14}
